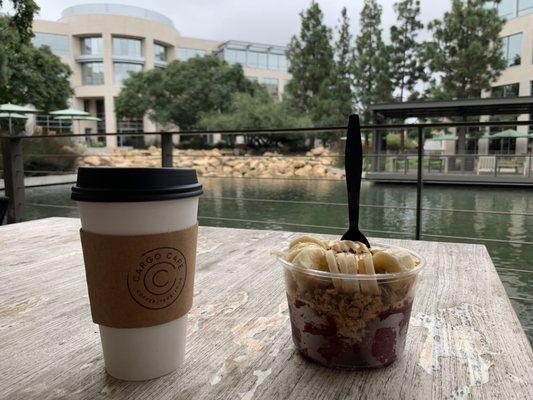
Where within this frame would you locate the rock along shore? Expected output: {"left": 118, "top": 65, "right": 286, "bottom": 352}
{"left": 80, "top": 146, "right": 345, "bottom": 180}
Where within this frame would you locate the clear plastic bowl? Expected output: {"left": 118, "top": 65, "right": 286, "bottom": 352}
{"left": 278, "top": 243, "right": 425, "bottom": 369}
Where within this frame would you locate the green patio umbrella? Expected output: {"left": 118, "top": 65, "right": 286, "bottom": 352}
{"left": 53, "top": 113, "right": 101, "bottom": 133}
{"left": 49, "top": 108, "right": 91, "bottom": 117}
{"left": 0, "top": 103, "right": 40, "bottom": 113}
{"left": 490, "top": 129, "right": 528, "bottom": 139}
{"left": 53, "top": 115, "right": 101, "bottom": 121}
{"left": 432, "top": 134, "right": 458, "bottom": 141}
{"left": 0, "top": 103, "right": 39, "bottom": 134}
{"left": 0, "top": 112, "right": 28, "bottom": 119}
{"left": 484, "top": 129, "right": 528, "bottom": 154}
{"left": 50, "top": 108, "right": 92, "bottom": 133}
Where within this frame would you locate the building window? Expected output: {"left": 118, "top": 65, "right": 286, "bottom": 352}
{"left": 80, "top": 36, "right": 103, "bottom": 56}
{"left": 82, "top": 62, "right": 104, "bottom": 85}
{"left": 32, "top": 32, "right": 70, "bottom": 56}
{"left": 176, "top": 48, "right": 206, "bottom": 61}
{"left": 493, "top": 0, "right": 533, "bottom": 18}
{"left": 117, "top": 117, "right": 143, "bottom": 133}
{"left": 530, "top": 81, "right": 533, "bottom": 132}
{"left": 489, "top": 137, "right": 517, "bottom": 154}
{"left": 217, "top": 41, "right": 289, "bottom": 71}
{"left": 266, "top": 53, "right": 288, "bottom": 71}
{"left": 262, "top": 77, "right": 279, "bottom": 98}
{"left": 502, "top": 33, "right": 522, "bottom": 66}
{"left": 224, "top": 49, "right": 246, "bottom": 65}
{"left": 518, "top": 0, "right": 533, "bottom": 15}
{"left": 247, "top": 51, "right": 268, "bottom": 69}
{"left": 35, "top": 114, "right": 72, "bottom": 133}
{"left": 491, "top": 83, "right": 520, "bottom": 97}
{"left": 279, "top": 55, "right": 288, "bottom": 71}
{"left": 96, "top": 99, "right": 105, "bottom": 135}
{"left": 113, "top": 37, "right": 142, "bottom": 58}
{"left": 246, "top": 76, "right": 258, "bottom": 82}
{"left": 224, "top": 49, "right": 288, "bottom": 71}
{"left": 154, "top": 43, "right": 167, "bottom": 62}
{"left": 114, "top": 63, "right": 142, "bottom": 85}
{"left": 497, "top": 0, "right": 516, "bottom": 18}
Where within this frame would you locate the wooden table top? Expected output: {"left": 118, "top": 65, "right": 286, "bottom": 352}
{"left": 1, "top": 217, "right": 532, "bottom": 400}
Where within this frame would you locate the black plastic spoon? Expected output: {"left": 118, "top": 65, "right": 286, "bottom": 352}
{"left": 341, "top": 114, "right": 370, "bottom": 248}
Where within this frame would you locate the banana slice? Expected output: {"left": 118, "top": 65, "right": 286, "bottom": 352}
{"left": 289, "top": 236, "right": 327, "bottom": 250}
{"left": 286, "top": 244, "right": 323, "bottom": 262}
{"left": 370, "top": 247, "right": 384, "bottom": 256}
{"left": 325, "top": 250, "right": 343, "bottom": 290}
{"left": 335, "top": 253, "right": 360, "bottom": 293}
{"left": 372, "top": 248, "right": 415, "bottom": 274}
{"left": 292, "top": 246, "right": 328, "bottom": 272}
{"left": 358, "top": 254, "right": 380, "bottom": 295}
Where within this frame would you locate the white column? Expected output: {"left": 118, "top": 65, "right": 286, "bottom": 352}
{"left": 478, "top": 138, "right": 489, "bottom": 155}
{"left": 102, "top": 33, "right": 117, "bottom": 147}
{"left": 142, "top": 37, "right": 155, "bottom": 146}
{"left": 516, "top": 138, "right": 528, "bottom": 154}
{"left": 105, "top": 95, "right": 117, "bottom": 147}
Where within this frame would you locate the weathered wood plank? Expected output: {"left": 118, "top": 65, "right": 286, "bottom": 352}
{"left": 0, "top": 217, "right": 532, "bottom": 400}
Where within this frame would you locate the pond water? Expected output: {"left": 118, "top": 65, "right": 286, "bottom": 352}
{"left": 12, "top": 178, "right": 533, "bottom": 342}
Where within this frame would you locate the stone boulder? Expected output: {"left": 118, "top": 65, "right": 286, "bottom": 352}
{"left": 295, "top": 164, "right": 312, "bottom": 177}
{"left": 84, "top": 156, "right": 101, "bottom": 166}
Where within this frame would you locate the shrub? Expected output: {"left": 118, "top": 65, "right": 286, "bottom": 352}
{"left": 386, "top": 133, "right": 416, "bottom": 152}
{"left": 22, "top": 138, "right": 81, "bottom": 173}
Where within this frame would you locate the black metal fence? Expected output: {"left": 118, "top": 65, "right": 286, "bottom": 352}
{"left": 1, "top": 119, "right": 532, "bottom": 236}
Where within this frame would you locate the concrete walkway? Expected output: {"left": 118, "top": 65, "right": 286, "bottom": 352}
{"left": 0, "top": 174, "right": 77, "bottom": 190}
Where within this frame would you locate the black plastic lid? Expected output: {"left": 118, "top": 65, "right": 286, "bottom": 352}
{"left": 71, "top": 167, "right": 203, "bottom": 202}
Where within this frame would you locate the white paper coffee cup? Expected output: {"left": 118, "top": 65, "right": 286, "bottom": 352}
{"left": 72, "top": 167, "right": 202, "bottom": 381}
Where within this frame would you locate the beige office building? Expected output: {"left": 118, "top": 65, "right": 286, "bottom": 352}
{"left": 481, "top": 0, "right": 533, "bottom": 154}
{"left": 31, "top": 3, "right": 291, "bottom": 147}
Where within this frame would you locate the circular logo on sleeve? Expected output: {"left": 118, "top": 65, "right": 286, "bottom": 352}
{"left": 127, "top": 247, "right": 187, "bottom": 310}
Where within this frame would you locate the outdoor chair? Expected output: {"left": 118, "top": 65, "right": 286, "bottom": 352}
{"left": 476, "top": 156, "right": 496, "bottom": 175}
{"left": 498, "top": 157, "right": 519, "bottom": 174}
{"left": 391, "top": 156, "right": 408, "bottom": 172}
{"left": 0, "top": 197, "right": 8, "bottom": 224}
{"left": 427, "top": 155, "right": 444, "bottom": 173}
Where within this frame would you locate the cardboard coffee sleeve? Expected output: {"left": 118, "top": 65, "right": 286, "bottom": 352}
{"left": 80, "top": 224, "right": 198, "bottom": 328}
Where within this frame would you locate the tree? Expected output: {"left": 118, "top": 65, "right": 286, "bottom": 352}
{"left": 424, "top": 0, "right": 505, "bottom": 100}
{"left": 0, "top": 0, "right": 38, "bottom": 40}
{"left": 388, "top": 0, "right": 425, "bottom": 102}
{"left": 115, "top": 56, "right": 261, "bottom": 130}
{"left": 286, "top": 1, "right": 335, "bottom": 120}
{"left": 0, "top": 16, "right": 72, "bottom": 112}
{"left": 0, "top": 0, "right": 40, "bottom": 87}
{"left": 312, "top": 7, "right": 354, "bottom": 128}
{"left": 199, "top": 91, "right": 312, "bottom": 149}
{"left": 352, "top": 0, "right": 393, "bottom": 123}
{"left": 424, "top": 0, "right": 506, "bottom": 160}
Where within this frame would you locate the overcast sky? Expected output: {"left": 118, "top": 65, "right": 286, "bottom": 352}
{"left": 26, "top": 0, "right": 451, "bottom": 45}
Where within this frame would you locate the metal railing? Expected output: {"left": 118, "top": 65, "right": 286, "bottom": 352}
{"left": 365, "top": 153, "right": 532, "bottom": 177}
{"left": 1, "top": 119, "right": 532, "bottom": 234}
